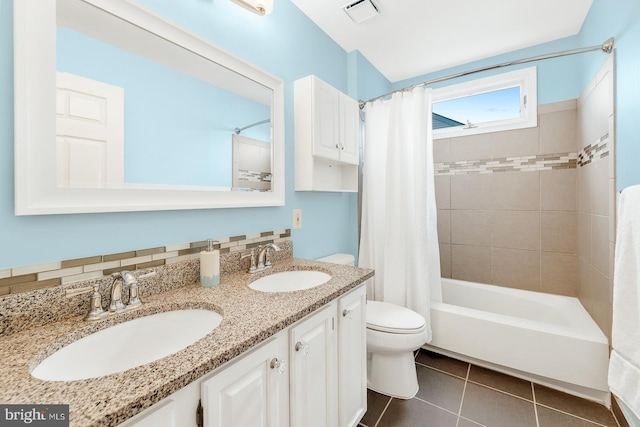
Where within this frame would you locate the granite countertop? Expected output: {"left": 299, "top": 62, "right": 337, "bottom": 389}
{"left": 0, "top": 258, "right": 374, "bottom": 426}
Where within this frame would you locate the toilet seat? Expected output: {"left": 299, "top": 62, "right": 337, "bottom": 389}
{"left": 366, "top": 301, "right": 426, "bottom": 334}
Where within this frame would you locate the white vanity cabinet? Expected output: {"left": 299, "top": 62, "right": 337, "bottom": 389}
{"left": 201, "top": 331, "right": 289, "bottom": 427}
{"left": 337, "top": 285, "right": 367, "bottom": 427}
{"left": 289, "top": 304, "right": 338, "bottom": 427}
{"left": 119, "top": 284, "right": 367, "bottom": 427}
{"left": 294, "top": 75, "right": 360, "bottom": 192}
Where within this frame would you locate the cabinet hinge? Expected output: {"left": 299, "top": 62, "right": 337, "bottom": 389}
{"left": 196, "top": 399, "right": 204, "bottom": 427}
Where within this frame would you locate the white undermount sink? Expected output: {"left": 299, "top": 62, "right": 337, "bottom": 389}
{"left": 249, "top": 270, "right": 332, "bottom": 293}
{"left": 31, "top": 309, "right": 222, "bottom": 381}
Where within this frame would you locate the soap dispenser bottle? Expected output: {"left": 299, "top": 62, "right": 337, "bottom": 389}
{"left": 200, "top": 239, "right": 220, "bottom": 287}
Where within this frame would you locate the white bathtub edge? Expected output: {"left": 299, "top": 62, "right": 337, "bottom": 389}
{"left": 423, "top": 344, "right": 611, "bottom": 407}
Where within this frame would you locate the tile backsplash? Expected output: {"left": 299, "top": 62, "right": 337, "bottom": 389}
{"left": 0, "top": 229, "right": 291, "bottom": 296}
{"left": 0, "top": 229, "right": 292, "bottom": 335}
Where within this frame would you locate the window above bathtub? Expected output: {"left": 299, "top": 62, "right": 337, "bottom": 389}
{"left": 432, "top": 67, "right": 537, "bottom": 139}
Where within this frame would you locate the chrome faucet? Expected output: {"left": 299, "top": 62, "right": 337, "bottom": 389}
{"left": 241, "top": 243, "right": 281, "bottom": 274}
{"left": 110, "top": 271, "right": 131, "bottom": 312}
{"left": 66, "top": 270, "right": 156, "bottom": 321}
{"left": 257, "top": 243, "right": 281, "bottom": 270}
{"left": 110, "top": 270, "right": 150, "bottom": 312}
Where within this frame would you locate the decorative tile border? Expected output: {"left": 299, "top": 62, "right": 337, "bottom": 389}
{"left": 0, "top": 229, "right": 291, "bottom": 296}
{"left": 578, "top": 134, "right": 610, "bottom": 167}
{"left": 238, "top": 169, "right": 272, "bottom": 183}
{"left": 435, "top": 152, "right": 578, "bottom": 175}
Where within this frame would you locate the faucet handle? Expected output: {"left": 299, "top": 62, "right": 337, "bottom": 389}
{"left": 123, "top": 270, "right": 156, "bottom": 310}
{"left": 241, "top": 248, "right": 258, "bottom": 273}
{"left": 65, "top": 285, "right": 107, "bottom": 321}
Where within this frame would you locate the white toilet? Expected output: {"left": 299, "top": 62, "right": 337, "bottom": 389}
{"left": 317, "top": 254, "right": 428, "bottom": 399}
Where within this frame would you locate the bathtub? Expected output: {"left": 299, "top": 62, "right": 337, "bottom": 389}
{"left": 426, "top": 278, "right": 610, "bottom": 405}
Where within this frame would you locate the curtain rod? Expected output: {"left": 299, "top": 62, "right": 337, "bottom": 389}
{"left": 234, "top": 118, "right": 271, "bottom": 134}
{"left": 359, "top": 37, "right": 615, "bottom": 108}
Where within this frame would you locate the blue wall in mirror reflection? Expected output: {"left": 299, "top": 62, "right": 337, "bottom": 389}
{"left": 57, "top": 28, "right": 270, "bottom": 188}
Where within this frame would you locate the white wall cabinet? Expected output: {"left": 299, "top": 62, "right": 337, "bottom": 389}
{"left": 294, "top": 75, "right": 360, "bottom": 192}
{"left": 119, "top": 285, "right": 366, "bottom": 427}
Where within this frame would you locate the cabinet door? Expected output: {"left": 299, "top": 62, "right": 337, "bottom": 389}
{"left": 338, "top": 286, "right": 367, "bottom": 427}
{"left": 312, "top": 78, "right": 341, "bottom": 161}
{"left": 290, "top": 303, "right": 338, "bottom": 427}
{"left": 201, "top": 333, "right": 289, "bottom": 427}
{"left": 119, "top": 400, "right": 176, "bottom": 427}
{"left": 338, "top": 93, "right": 360, "bottom": 165}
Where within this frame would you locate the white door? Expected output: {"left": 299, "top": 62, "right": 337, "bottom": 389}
{"left": 56, "top": 72, "right": 124, "bottom": 188}
{"left": 338, "top": 93, "right": 360, "bottom": 165}
{"left": 338, "top": 286, "right": 367, "bottom": 427}
{"left": 201, "top": 334, "right": 289, "bottom": 427}
{"left": 290, "top": 303, "right": 338, "bottom": 427}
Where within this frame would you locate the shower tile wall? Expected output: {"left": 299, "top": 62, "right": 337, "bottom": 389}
{"left": 435, "top": 56, "right": 616, "bottom": 341}
{"left": 435, "top": 99, "right": 580, "bottom": 296}
{"left": 576, "top": 56, "right": 615, "bottom": 339}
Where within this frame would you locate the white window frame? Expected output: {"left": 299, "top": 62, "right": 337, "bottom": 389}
{"left": 432, "top": 66, "right": 537, "bottom": 139}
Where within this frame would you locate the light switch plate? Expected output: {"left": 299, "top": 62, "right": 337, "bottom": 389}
{"left": 293, "top": 209, "right": 302, "bottom": 229}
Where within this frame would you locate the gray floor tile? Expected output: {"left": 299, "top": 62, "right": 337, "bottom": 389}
{"left": 534, "top": 385, "right": 617, "bottom": 426}
{"left": 415, "top": 350, "right": 470, "bottom": 378}
{"left": 361, "top": 388, "right": 391, "bottom": 427}
{"left": 376, "top": 398, "right": 458, "bottom": 427}
{"left": 415, "top": 365, "right": 466, "bottom": 413}
{"left": 468, "top": 365, "right": 533, "bottom": 400}
{"left": 457, "top": 417, "right": 485, "bottom": 427}
{"left": 461, "top": 383, "right": 537, "bottom": 427}
{"left": 537, "top": 405, "right": 606, "bottom": 426}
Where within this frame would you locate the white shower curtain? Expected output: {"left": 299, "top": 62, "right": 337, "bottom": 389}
{"left": 358, "top": 87, "right": 441, "bottom": 341}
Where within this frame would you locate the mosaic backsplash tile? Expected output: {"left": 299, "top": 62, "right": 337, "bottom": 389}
{"left": 0, "top": 229, "right": 291, "bottom": 297}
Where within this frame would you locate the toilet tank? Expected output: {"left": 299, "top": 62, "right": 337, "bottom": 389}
{"left": 316, "top": 253, "right": 355, "bottom": 266}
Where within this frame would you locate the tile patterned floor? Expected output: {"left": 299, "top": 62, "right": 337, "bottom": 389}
{"left": 360, "top": 350, "right": 620, "bottom": 427}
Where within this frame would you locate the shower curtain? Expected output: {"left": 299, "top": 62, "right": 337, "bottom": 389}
{"left": 358, "top": 87, "right": 441, "bottom": 341}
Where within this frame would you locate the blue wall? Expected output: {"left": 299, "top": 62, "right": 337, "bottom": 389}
{"left": 14, "top": 0, "right": 633, "bottom": 270}
{"left": 0, "top": 0, "right": 390, "bottom": 269}
{"left": 577, "top": 0, "right": 640, "bottom": 191}
{"left": 390, "top": 36, "right": 584, "bottom": 105}
{"left": 57, "top": 28, "right": 271, "bottom": 187}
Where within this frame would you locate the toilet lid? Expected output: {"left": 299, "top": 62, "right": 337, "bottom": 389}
{"left": 366, "top": 301, "right": 426, "bottom": 334}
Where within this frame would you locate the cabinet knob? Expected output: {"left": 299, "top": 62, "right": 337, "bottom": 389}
{"left": 342, "top": 308, "right": 353, "bottom": 318}
{"left": 270, "top": 358, "right": 287, "bottom": 374}
{"left": 295, "top": 341, "right": 310, "bottom": 356}
{"left": 335, "top": 143, "right": 340, "bottom": 149}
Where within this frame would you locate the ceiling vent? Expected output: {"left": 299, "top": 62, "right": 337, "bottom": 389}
{"left": 343, "top": 0, "right": 380, "bottom": 24}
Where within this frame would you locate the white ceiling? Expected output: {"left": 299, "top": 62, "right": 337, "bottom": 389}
{"left": 290, "top": 0, "right": 593, "bottom": 83}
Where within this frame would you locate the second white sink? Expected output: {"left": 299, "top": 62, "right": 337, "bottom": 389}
{"left": 249, "top": 270, "right": 331, "bottom": 293}
{"left": 31, "top": 309, "right": 222, "bottom": 381}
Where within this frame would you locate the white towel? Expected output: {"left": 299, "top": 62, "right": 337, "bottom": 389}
{"left": 609, "top": 185, "right": 640, "bottom": 419}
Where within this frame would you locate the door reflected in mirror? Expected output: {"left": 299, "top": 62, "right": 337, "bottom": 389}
{"left": 56, "top": 0, "right": 273, "bottom": 191}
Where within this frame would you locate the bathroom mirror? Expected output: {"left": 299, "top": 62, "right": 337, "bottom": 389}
{"left": 14, "top": 0, "right": 285, "bottom": 214}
